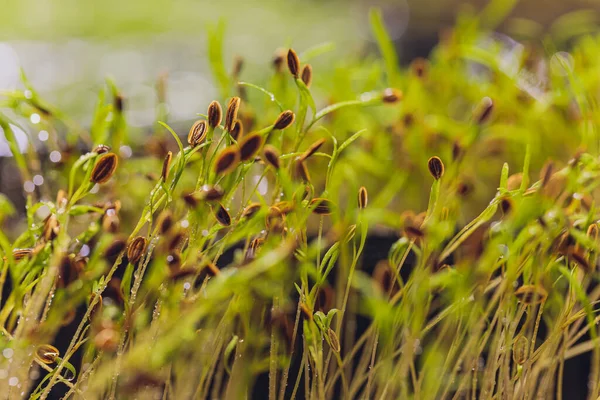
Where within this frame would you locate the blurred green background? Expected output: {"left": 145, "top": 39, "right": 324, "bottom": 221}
{"left": 1, "top": 0, "right": 598, "bottom": 126}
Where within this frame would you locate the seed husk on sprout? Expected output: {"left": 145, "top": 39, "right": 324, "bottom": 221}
{"left": 514, "top": 284, "right": 547, "bottom": 305}
{"left": 513, "top": 335, "right": 529, "bottom": 365}
{"left": 273, "top": 110, "right": 295, "bottom": 130}
{"left": 157, "top": 210, "right": 174, "bottom": 235}
{"left": 214, "top": 146, "right": 241, "bottom": 175}
{"left": 301, "top": 64, "right": 313, "bottom": 87}
{"left": 299, "top": 138, "right": 325, "bottom": 161}
{"left": 263, "top": 145, "right": 281, "bottom": 169}
{"left": 382, "top": 88, "right": 402, "bottom": 103}
{"left": 214, "top": 203, "right": 232, "bottom": 226}
{"left": 12, "top": 248, "right": 33, "bottom": 261}
{"left": 239, "top": 133, "right": 264, "bottom": 162}
{"left": 207, "top": 100, "right": 223, "bottom": 129}
{"left": 427, "top": 156, "right": 445, "bottom": 180}
{"left": 188, "top": 120, "right": 208, "bottom": 147}
{"left": 230, "top": 119, "right": 243, "bottom": 140}
{"left": 94, "top": 144, "right": 111, "bottom": 154}
{"left": 225, "top": 97, "right": 241, "bottom": 132}
{"left": 475, "top": 97, "right": 494, "bottom": 125}
{"left": 242, "top": 203, "right": 262, "bottom": 219}
{"left": 127, "top": 236, "right": 148, "bottom": 265}
{"left": 161, "top": 151, "right": 172, "bottom": 182}
{"left": 35, "top": 344, "right": 60, "bottom": 364}
{"left": 358, "top": 186, "right": 368, "bottom": 209}
{"left": 310, "top": 198, "right": 334, "bottom": 215}
{"left": 91, "top": 153, "right": 118, "bottom": 184}
{"left": 287, "top": 49, "right": 300, "bottom": 77}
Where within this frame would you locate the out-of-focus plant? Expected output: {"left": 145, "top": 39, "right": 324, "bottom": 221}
{"left": 1, "top": 3, "right": 600, "bottom": 399}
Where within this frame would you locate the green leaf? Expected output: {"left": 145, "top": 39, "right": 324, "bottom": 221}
{"left": 224, "top": 335, "right": 239, "bottom": 375}
{"left": 499, "top": 162, "right": 509, "bottom": 191}
{"left": 0, "top": 193, "right": 15, "bottom": 222}
{"left": 326, "top": 309, "right": 339, "bottom": 327}
{"left": 69, "top": 205, "right": 104, "bottom": 216}
{"left": 295, "top": 78, "right": 316, "bottom": 115}
{"left": 238, "top": 82, "right": 283, "bottom": 111}
{"left": 121, "top": 263, "right": 134, "bottom": 302}
{"left": 520, "top": 144, "right": 531, "bottom": 192}
{"left": 207, "top": 19, "right": 230, "bottom": 98}
{"left": 299, "top": 42, "right": 336, "bottom": 62}
{"left": 369, "top": 8, "right": 400, "bottom": 86}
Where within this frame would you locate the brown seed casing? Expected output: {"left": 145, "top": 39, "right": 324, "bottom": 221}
{"left": 310, "top": 198, "right": 334, "bottom": 215}
{"left": 58, "top": 254, "right": 83, "bottom": 288}
{"left": 382, "top": 88, "right": 402, "bottom": 103}
{"left": 183, "top": 192, "right": 199, "bottom": 208}
{"left": 404, "top": 226, "right": 425, "bottom": 240}
{"left": 161, "top": 151, "right": 172, "bottom": 183}
{"left": 94, "top": 328, "right": 119, "bottom": 352}
{"left": 43, "top": 214, "right": 60, "bottom": 241}
{"left": 157, "top": 210, "right": 174, "bottom": 235}
{"left": 514, "top": 284, "right": 547, "bottom": 305}
{"left": 91, "top": 153, "right": 118, "bottom": 184}
{"left": 104, "top": 238, "right": 127, "bottom": 264}
{"left": 242, "top": 203, "right": 262, "bottom": 219}
{"left": 301, "top": 64, "right": 313, "bottom": 87}
{"left": 263, "top": 145, "right": 281, "bottom": 169}
{"left": 188, "top": 120, "right": 208, "bottom": 147}
{"left": 587, "top": 224, "right": 599, "bottom": 242}
{"left": 199, "top": 184, "right": 225, "bottom": 201}
{"left": 232, "top": 56, "right": 244, "bottom": 78}
{"left": 102, "top": 211, "right": 119, "bottom": 233}
{"left": 410, "top": 57, "right": 429, "bottom": 78}
{"left": 300, "top": 302, "right": 313, "bottom": 321}
{"left": 266, "top": 206, "right": 285, "bottom": 232}
{"left": 274, "top": 201, "right": 294, "bottom": 215}
{"left": 166, "top": 253, "right": 181, "bottom": 271}
{"left": 168, "top": 230, "right": 187, "bottom": 253}
{"left": 427, "top": 156, "right": 445, "bottom": 180}
{"left": 239, "top": 133, "right": 264, "bottom": 162}
{"left": 127, "top": 236, "right": 147, "bottom": 265}
{"left": 315, "top": 285, "right": 334, "bottom": 313}
{"left": 12, "top": 248, "right": 33, "bottom": 262}
{"left": 204, "top": 261, "right": 220, "bottom": 277}
{"left": 475, "top": 97, "right": 494, "bottom": 125}
{"left": 230, "top": 119, "right": 243, "bottom": 141}
{"left": 214, "top": 203, "right": 232, "bottom": 226}
{"left": 293, "top": 159, "right": 311, "bottom": 182}
{"left": 373, "top": 260, "right": 397, "bottom": 295}
{"left": 114, "top": 93, "right": 124, "bottom": 112}
{"left": 214, "top": 146, "right": 240, "bottom": 175}
{"left": 56, "top": 189, "right": 68, "bottom": 209}
{"left": 245, "top": 237, "right": 265, "bottom": 262}
{"left": 506, "top": 173, "right": 523, "bottom": 191}
{"left": 540, "top": 160, "right": 554, "bottom": 188}
{"left": 207, "top": 100, "right": 223, "bottom": 129}
{"left": 570, "top": 251, "right": 590, "bottom": 272}
{"left": 94, "top": 144, "right": 111, "bottom": 154}
{"left": 452, "top": 141, "right": 463, "bottom": 161}
{"left": 35, "top": 344, "right": 60, "bottom": 364}
{"left": 358, "top": 186, "right": 368, "bottom": 209}
{"left": 273, "top": 49, "right": 286, "bottom": 72}
{"left": 299, "top": 138, "right": 326, "bottom": 161}
{"left": 287, "top": 49, "right": 300, "bottom": 77}
{"left": 225, "top": 97, "right": 241, "bottom": 132}
{"left": 327, "top": 328, "right": 341, "bottom": 353}
{"left": 512, "top": 335, "right": 529, "bottom": 365}
{"left": 273, "top": 110, "right": 295, "bottom": 130}
{"left": 500, "top": 197, "right": 513, "bottom": 215}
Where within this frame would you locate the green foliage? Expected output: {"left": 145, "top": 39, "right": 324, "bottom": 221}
{"left": 1, "top": 6, "right": 600, "bottom": 399}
